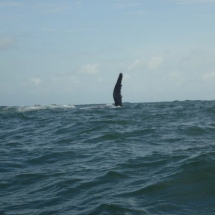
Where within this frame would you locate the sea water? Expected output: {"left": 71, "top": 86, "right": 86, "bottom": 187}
{"left": 1, "top": 101, "right": 215, "bottom": 214}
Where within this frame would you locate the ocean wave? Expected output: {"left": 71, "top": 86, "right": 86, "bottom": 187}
{"left": 1, "top": 101, "right": 215, "bottom": 214}
{"left": 18, "top": 104, "right": 76, "bottom": 112}
{"left": 78, "top": 104, "right": 116, "bottom": 109}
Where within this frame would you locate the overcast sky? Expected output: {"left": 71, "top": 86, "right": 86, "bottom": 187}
{"left": 1, "top": 0, "right": 215, "bottom": 106}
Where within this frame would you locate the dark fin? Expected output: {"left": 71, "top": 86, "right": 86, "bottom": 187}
{"left": 113, "top": 73, "right": 123, "bottom": 106}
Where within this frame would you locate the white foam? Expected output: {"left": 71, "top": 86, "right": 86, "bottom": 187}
{"left": 106, "top": 103, "right": 115, "bottom": 108}
{"left": 79, "top": 104, "right": 117, "bottom": 110}
{"left": 18, "top": 104, "right": 76, "bottom": 112}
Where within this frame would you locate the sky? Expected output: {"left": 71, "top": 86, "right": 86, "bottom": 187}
{"left": 1, "top": 0, "right": 215, "bottom": 106}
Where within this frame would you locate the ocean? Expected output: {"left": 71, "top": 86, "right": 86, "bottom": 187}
{"left": 1, "top": 101, "right": 215, "bottom": 215}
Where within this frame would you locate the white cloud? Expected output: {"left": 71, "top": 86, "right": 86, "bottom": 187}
{"left": 98, "top": 77, "right": 103, "bottom": 82}
{"left": 34, "top": 1, "right": 81, "bottom": 13}
{"left": 0, "top": 37, "right": 16, "bottom": 50}
{"left": 203, "top": 72, "right": 215, "bottom": 80}
{"left": 30, "top": 78, "right": 42, "bottom": 86}
{"left": 168, "top": 71, "right": 184, "bottom": 86}
{"left": 41, "top": 27, "right": 93, "bottom": 33}
{"left": 35, "top": 3, "right": 70, "bottom": 13}
{"left": 124, "top": 74, "right": 130, "bottom": 80}
{"left": 113, "top": 0, "right": 148, "bottom": 15}
{"left": 0, "top": 1, "right": 23, "bottom": 8}
{"left": 114, "top": 2, "right": 141, "bottom": 9}
{"left": 169, "top": 0, "right": 215, "bottom": 4}
{"left": 79, "top": 63, "right": 99, "bottom": 74}
{"left": 41, "top": 27, "right": 56, "bottom": 32}
{"left": 147, "top": 57, "right": 163, "bottom": 70}
{"left": 169, "top": 71, "right": 181, "bottom": 79}
{"left": 49, "top": 74, "right": 79, "bottom": 92}
{"left": 123, "top": 10, "right": 148, "bottom": 15}
{"left": 128, "top": 59, "right": 142, "bottom": 70}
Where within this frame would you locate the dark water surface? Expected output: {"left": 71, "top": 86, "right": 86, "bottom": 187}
{"left": 1, "top": 101, "right": 215, "bottom": 214}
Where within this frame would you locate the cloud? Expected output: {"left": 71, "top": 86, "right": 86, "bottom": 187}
{"left": 124, "top": 74, "right": 130, "bottom": 80}
{"left": 169, "top": 71, "right": 181, "bottom": 79}
{"left": 128, "top": 59, "right": 142, "bottom": 70}
{"left": 147, "top": 57, "right": 163, "bottom": 70}
{"left": 0, "top": 1, "right": 82, "bottom": 12}
{"left": 41, "top": 27, "right": 56, "bottom": 32}
{"left": 0, "top": 1, "right": 23, "bottom": 8}
{"left": 30, "top": 78, "right": 42, "bottom": 86}
{"left": 114, "top": 2, "right": 141, "bottom": 9}
{"left": 123, "top": 10, "right": 148, "bottom": 15}
{"left": 98, "top": 77, "right": 103, "bottom": 82}
{"left": 34, "top": 1, "right": 81, "bottom": 13}
{"left": 169, "top": 0, "right": 215, "bottom": 4}
{"left": 126, "top": 57, "right": 163, "bottom": 72}
{"left": 113, "top": 0, "right": 148, "bottom": 15}
{"left": 0, "top": 37, "right": 16, "bottom": 50}
{"left": 79, "top": 63, "right": 99, "bottom": 74}
{"left": 168, "top": 71, "right": 184, "bottom": 85}
{"left": 203, "top": 72, "right": 215, "bottom": 80}
{"left": 41, "top": 27, "right": 93, "bottom": 33}
{"left": 49, "top": 74, "right": 80, "bottom": 92}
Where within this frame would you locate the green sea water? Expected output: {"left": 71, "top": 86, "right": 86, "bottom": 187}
{"left": 1, "top": 101, "right": 215, "bottom": 214}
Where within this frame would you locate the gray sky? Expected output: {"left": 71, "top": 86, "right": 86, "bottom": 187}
{"left": 1, "top": 0, "right": 215, "bottom": 106}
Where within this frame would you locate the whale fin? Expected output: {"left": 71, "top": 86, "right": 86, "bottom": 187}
{"left": 113, "top": 73, "right": 123, "bottom": 107}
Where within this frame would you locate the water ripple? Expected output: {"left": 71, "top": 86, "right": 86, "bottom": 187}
{"left": 1, "top": 101, "right": 215, "bottom": 214}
